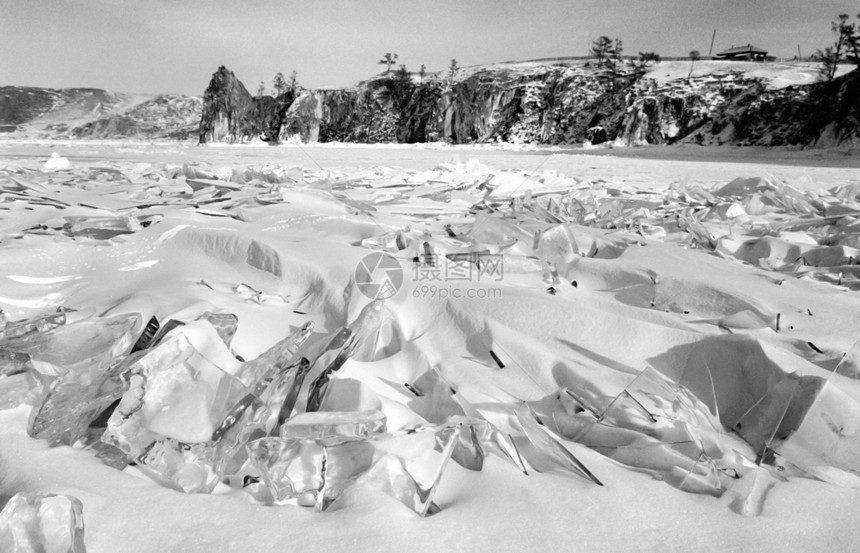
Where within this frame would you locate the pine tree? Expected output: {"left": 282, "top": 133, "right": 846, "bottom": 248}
{"left": 273, "top": 72, "right": 287, "bottom": 97}
{"left": 378, "top": 53, "right": 398, "bottom": 74}
{"left": 448, "top": 59, "right": 459, "bottom": 78}
{"left": 446, "top": 59, "right": 459, "bottom": 88}
{"left": 817, "top": 13, "right": 860, "bottom": 81}
{"left": 613, "top": 38, "right": 623, "bottom": 61}
{"left": 288, "top": 70, "right": 299, "bottom": 93}
{"left": 591, "top": 36, "right": 613, "bottom": 64}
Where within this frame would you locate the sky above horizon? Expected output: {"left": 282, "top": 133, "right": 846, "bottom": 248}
{"left": 1, "top": 0, "right": 857, "bottom": 95}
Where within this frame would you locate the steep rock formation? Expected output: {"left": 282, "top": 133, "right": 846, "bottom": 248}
{"left": 198, "top": 66, "right": 255, "bottom": 143}
{"left": 280, "top": 91, "right": 322, "bottom": 142}
{"left": 611, "top": 68, "right": 860, "bottom": 148}
{"left": 198, "top": 66, "right": 298, "bottom": 143}
{"left": 710, "top": 69, "right": 860, "bottom": 147}
{"left": 195, "top": 62, "right": 859, "bottom": 149}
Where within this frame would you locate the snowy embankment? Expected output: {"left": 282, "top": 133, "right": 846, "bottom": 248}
{"left": 1, "top": 147, "right": 860, "bottom": 552}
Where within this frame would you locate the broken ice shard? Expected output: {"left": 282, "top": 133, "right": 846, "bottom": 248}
{"left": 264, "top": 357, "right": 311, "bottom": 429}
{"left": 103, "top": 332, "right": 270, "bottom": 492}
{"left": 104, "top": 332, "right": 246, "bottom": 455}
{"left": 305, "top": 328, "right": 357, "bottom": 412}
{"left": 0, "top": 309, "right": 67, "bottom": 341}
{"left": 360, "top": 230, "right": 408, "bottom": 252}
{"left": 248, "top": 410, "right": 385, "bottom": 510}
{"left": 304, "top": 301, "right": 387, "bottom": 412}
{"left": 280, "top": 410, "right": 386, "bottom": 445}
{"left": 730, "top": 374, "right": 822, "bottom": 464}
{"left": 17, "top": 314, "right": 140, "bottom": 446}
{"left": 196, "top": 312, "right": 239, "bottom": 348}
{"left": 424, "top": 415, "right": 522, "bottom": 473}
{"left": 247, "top": 436, "right": 375, "bottom": 510}
{"left": 344, "top": 300, "right": 388, "bottom": 363}
{"left": 514, "top": 404, "right": 602, "bottom": 485}
{"left": 601, "top": 366, "right": 722, "bottom": 440}
{"left": 418, "top": 369, "right": 528, "bottom": 473}
{"left": 535, "top": 224, "right": 580, "bottom": 263}
{"left": 360, "top": 423, "right": 462, "bottom": 516}
{"left": 0, "top": 492, "right": 86, "bottom": 553}
{"left": 63, "top": 213, "right": 142, "bottom": 239}
{"left": 234, "top": 321, "right": 313, "bottom": 389}
{"left": 135, "top": 391, "right": 269, "bottom": 493}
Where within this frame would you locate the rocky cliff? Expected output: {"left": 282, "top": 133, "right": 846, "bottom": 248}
{"left": 198, "top": 61, "right": 859, "bottom": 149}
{"left": 198, "top": 66, "right": 295, "bottom": 143}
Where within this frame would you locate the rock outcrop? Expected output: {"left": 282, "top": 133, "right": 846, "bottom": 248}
{"left": 197, "top": 61, "right": 859, "bottom": 149}
{"left": 3, "top": 60, "right": 855, "bottom": 148}
{"left": 198, "top": 65, "right": 296, "bottom": 143}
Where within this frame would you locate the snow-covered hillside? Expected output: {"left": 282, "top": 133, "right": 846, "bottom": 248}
{"left": 0, "top": 87, "right": 202, "bottom": 140}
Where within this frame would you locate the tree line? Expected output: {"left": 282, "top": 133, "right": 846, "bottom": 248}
{"left": 256, "top": 70, "right": 301, "bottom": 98}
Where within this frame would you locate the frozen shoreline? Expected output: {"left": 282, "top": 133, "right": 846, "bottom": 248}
{"left": 2, "top": 146, "right": 860, "bottom": 552}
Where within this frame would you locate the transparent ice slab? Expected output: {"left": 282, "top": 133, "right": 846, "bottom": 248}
{"left": 248, "top": 410, "right": 386, "bottom": 510}
{"left": 0, "top": 492, "right": 86, "bottom": 553}
{"left": 514, "top": 404, "right": 602, "bottom": 485}
{"left": 62, "top": 213, "right": 142, "bottom": 239}
{"left": 16, "top": 314, "right": 140, "bottom": 446}
{"left": 0, "top": 309, "right": 67, "bottom": 342}
{"left": 247, "top": 414, "right": 498, "bottom": 515}
{"left": 280, "top": 410, "right": 387, "bottom": 446}
{"left": 234, "top": 321, "right": 313, "bottom": 389}
{"left": 103, "top": 332, "right": 270, "bottom": 492}
{"left": 360, "top": 423, "right": 463, "bottom": 516}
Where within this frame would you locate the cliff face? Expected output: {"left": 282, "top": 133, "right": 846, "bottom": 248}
{"left": 198, "top": 66, "right": 298, "bottom": 143}
{"left": 198, "top": 62, "right": 859, "bottom": 149}
{"left": 198, "top": 66, "right": 255, "bottom": 143}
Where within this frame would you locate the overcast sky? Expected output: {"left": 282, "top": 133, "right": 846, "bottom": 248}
{"left": 1, "top": 0, "right": 857, "bottom": 95}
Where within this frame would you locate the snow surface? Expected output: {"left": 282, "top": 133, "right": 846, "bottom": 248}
{"left": 644, "top": 60, "right": 854, "bottom": 89}
{"left": 1, "top": 144, "right": 860, "bottom": 552}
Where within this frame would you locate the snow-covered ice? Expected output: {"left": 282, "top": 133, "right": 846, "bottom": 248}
{"left": 2, "top": 143, "right": 860, "bottom": 552}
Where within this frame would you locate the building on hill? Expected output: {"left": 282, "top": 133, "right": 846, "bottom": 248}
{"left": 715, "top": 44, "right": 771, "bottom": 61}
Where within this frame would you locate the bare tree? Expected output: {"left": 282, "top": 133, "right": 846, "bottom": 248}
{"left": 378, "top": 53, "right": 399, "bottom": 74}
{"left": 257, "top": 81, "right": 266, "bottom": 98}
